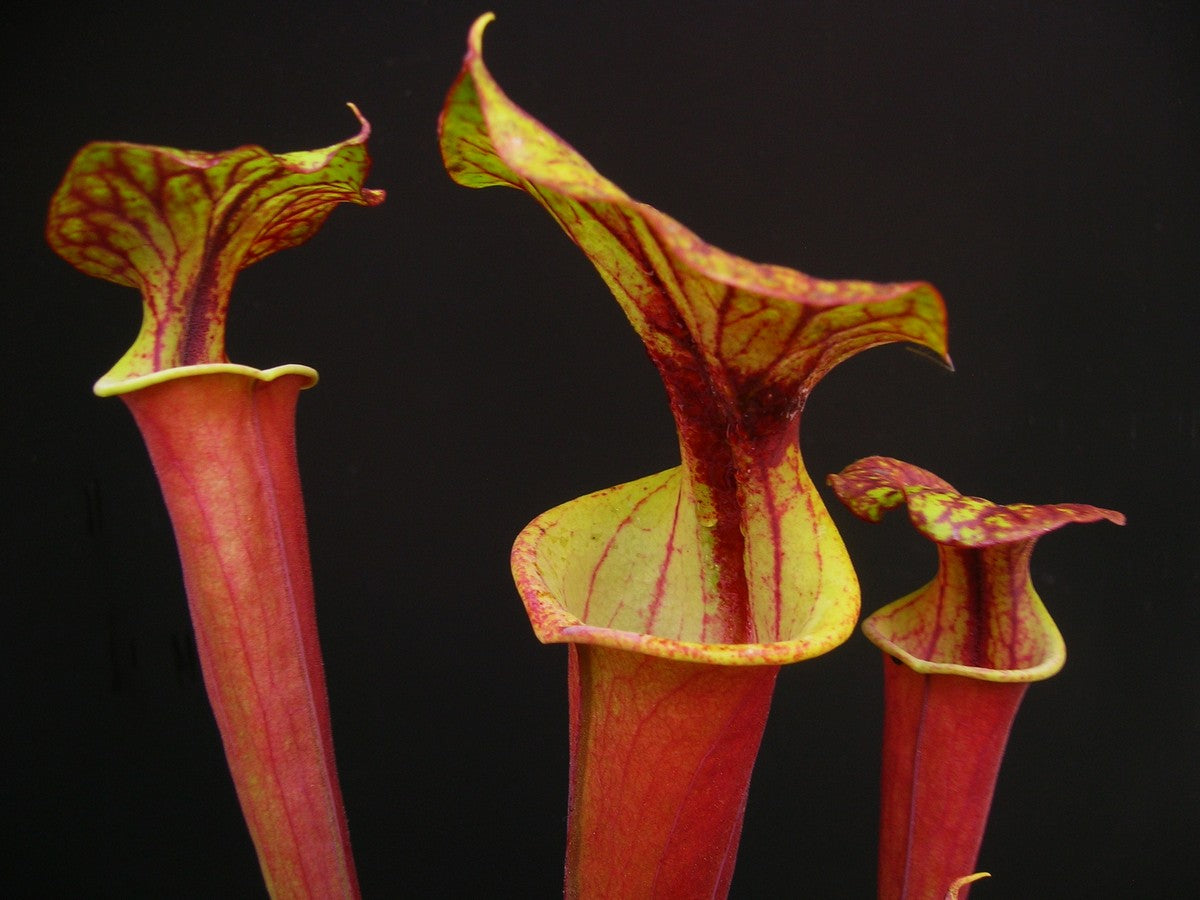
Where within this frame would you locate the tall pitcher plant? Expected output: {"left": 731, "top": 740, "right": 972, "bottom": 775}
{"left": 46, "top": 109, "right": 384, "bottom": 899}
{"left": 440, "top": 14, "right": 949, "bottom": 896}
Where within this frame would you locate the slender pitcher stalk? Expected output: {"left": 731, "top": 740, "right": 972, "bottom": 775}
{"left": 46, "top": 111, "right": 384, "bottom": 898}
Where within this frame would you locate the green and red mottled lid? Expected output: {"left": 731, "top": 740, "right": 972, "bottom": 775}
{"left": 47, "top": 105, "right": 384, "bottom": 395}
{"left": 443, "top": 15, "right": 951, "bottom": 663}
{"left": 830, "top": 456, "right": 1125, "bottom": 680}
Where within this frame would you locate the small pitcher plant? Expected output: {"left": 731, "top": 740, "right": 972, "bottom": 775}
{"left": 830, "top": 456, "right": 1124, "bottom": 898}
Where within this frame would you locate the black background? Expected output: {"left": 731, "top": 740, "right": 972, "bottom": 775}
{"left": 3, "top": 1, "right": 1196, "bottom": 896}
